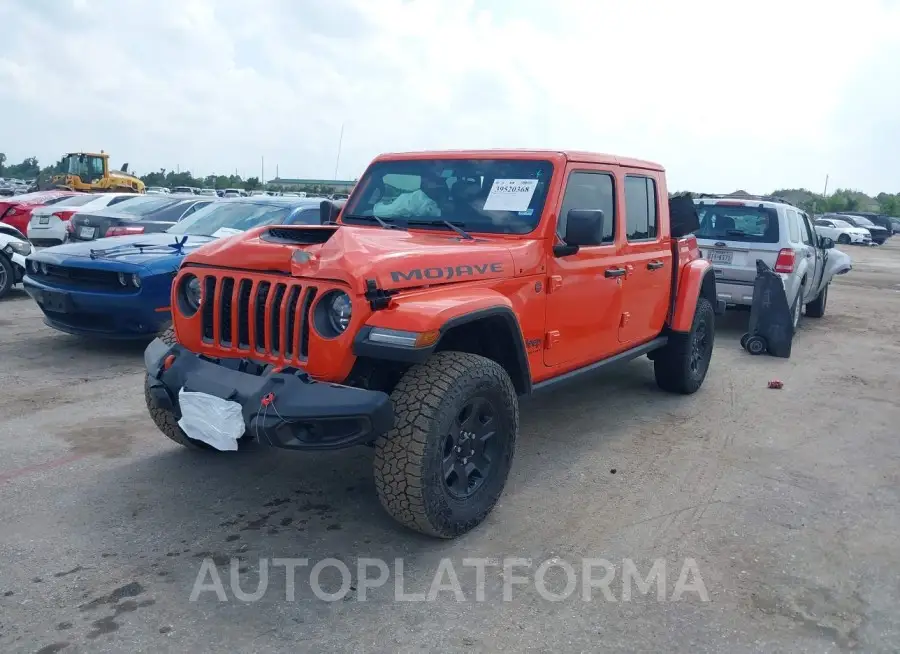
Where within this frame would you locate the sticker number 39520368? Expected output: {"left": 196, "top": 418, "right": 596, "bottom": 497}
{"left": 482, "top": 179, "right": 538, "bottom": 212}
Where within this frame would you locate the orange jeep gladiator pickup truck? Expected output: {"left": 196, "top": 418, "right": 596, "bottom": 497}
{"left": 144, "top": 150, "right": 720, "bottom": 538}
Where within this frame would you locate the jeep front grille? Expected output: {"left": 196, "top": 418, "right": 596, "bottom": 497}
{"left": 199, "top": 275, "right": 318, "bottom": 363}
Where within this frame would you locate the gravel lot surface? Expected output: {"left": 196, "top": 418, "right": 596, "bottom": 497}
{"left": 1, "top": 241, "right": 899, "bottom": 653}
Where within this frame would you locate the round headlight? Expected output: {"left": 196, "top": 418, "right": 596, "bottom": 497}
{"left": 131, "top": 273, "right": 141, "bottom": 288}
{"left": 327, "top": 291, "right": 352, "bottom": 333}
{"left": 183, "top": 274, "right": 202, "bottom": 312}
{"left": 117, "top": 272, "right": 128, "bottom": 286}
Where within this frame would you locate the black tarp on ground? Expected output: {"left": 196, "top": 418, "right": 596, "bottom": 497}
{"left": 744, "top": 259, "right": 794, "bottom": 358}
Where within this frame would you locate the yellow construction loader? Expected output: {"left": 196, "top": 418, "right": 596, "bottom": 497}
{"left": 50, "top": 151, "right": 144, "bottom": 193}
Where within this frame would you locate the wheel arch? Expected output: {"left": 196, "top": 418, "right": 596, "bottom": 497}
{"left": 670, "top": 261, "right": 718, "bottom": 332}
{"left": 354, "top": 304, "right": 532, "bottom": 396}
{"left": 433, "top": 307, "right": 532, "bottom": 395}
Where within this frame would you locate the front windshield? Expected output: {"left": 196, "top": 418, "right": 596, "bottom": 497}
{"left": 342, "top": 158, "right": 554, "bottom": 234}
{"left": 852, "top": 216, "right": 875, "bottom": 227}
{"left": 831, "top": 219, "right": 852, "bottom": 228}
{"left": 168, "top": 201, "right": 294, "bottom": 237}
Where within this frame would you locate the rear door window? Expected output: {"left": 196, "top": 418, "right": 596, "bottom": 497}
{"left": 624, "top": 176, "right": 658, "bottom": 241}
{"left": 695, "top": 203, "right": 780, "bottom": 243}
{"left": 786, "top": 209, "right": 801, "bottom": 242}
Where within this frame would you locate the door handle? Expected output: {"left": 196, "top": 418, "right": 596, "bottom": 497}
{"left": 647, "top": 260, "right": 664, "bottom": 270}
{"left": 605, "top": 268, "right": 626, "bottom": 278}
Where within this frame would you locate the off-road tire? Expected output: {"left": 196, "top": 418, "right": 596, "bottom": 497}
{"left": 0, "top": 254, "right": 14, "bottom": 299}
{"left": 837, "top": 234, "right": 850, "bottom": 245}
{"left": 805, "top": 283, "right": 828, "bottom": 318}
{"left": 144, "top": 324, "right": 219, "bottom": 451}
{"left": 373, "top": 351, "right": 519, "bottom": 538}
{"left": 654, "top": 297, "right": 715, "bottom": 394}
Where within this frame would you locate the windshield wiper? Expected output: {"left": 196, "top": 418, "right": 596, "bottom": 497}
{"left": 407, "top": 220, "right": 474, "bottom": 240}
{"left": 343, "top": 214, "right": 405, "bottom": 230}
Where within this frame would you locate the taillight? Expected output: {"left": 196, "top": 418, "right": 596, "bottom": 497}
{"left": 52, "top": 211, "right": 75, "bottom": 221}
{"left": 105, "top": 225, "right": 145, "bottom": 237}
{"left": 774, "top": 248, "right": 795, "bottom": 273}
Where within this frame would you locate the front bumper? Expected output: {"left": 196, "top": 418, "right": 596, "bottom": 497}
{"left": 22, "top": 274, "right": 170, "bottom": 339}
{"left": 144, "top": 338, "right": 393, "bottom": 451}
{"left": 848, "top": 233, "right": 871, "bottom": 244}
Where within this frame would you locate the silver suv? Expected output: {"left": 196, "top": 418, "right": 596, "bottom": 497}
{"left": 693, "top": 195, "right": 833, "bottom": 328}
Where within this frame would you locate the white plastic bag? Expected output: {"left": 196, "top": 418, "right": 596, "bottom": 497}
{"left": 177, "top": 388, "right": 245, "bottom": 451}
{"left": 373, "top": 190, "right": 440, "bottom": 218}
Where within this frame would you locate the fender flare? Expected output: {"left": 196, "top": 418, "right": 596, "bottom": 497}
{"left": 670, "top": 261, "right": 719, "bottom": 332}
{"left": 353, "top": 304, "right": 532, "bottom": 394}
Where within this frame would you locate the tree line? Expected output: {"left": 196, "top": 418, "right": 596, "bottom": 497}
{"left": 0, "top": 154, "right": 346, "bottom": 195}
{"left": 2, "top": 153, "right": 898, "bottom": 215}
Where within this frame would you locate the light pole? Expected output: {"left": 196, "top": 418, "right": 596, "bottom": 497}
{"left": 333, "top": 122, "right": 345, "bottom": 180}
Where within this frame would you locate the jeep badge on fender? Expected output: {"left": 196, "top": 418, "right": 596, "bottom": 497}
{"left": 143, "top": 150, "right": 720, "bottom": 539}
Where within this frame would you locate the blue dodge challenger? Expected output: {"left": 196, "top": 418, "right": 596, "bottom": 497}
{"left": 23, "top": 196, "right": 331, "bottom": 339}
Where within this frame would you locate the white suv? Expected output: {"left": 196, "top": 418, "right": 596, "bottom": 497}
{"left": 693, "top": 195, "right": 840, "bottom": 327}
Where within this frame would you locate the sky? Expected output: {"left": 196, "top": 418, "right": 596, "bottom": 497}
{"left": 1, "top": 0, "right": 898, "bottom": 195}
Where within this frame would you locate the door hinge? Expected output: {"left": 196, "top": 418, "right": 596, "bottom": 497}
{"left": 544, "top": 330, "right": 561, "bottom": 349}
{"left": 620, "top": 312, "right": 631, "bottom": 327}
{"left": 548, "top": 275, "right": 563, "bottom": 293}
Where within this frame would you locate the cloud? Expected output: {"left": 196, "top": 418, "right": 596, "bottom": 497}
{"left": 0, "top": 0, "right": 897, "bottom": 194}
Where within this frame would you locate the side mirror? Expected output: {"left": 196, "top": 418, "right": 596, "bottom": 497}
{"left": 319, "top": 199, "right": 341, "bottom": 224}
{"left": 554, "top": 209, "right": 605, "bottom": 257}
{"left": 566, "top": 209, "right": 605, "bottom": 245}
{"left": 820, "top": 236, "right": 835, "bottom": 249}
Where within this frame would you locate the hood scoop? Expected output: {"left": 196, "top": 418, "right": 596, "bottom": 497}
{"left": 262, "top": 225, "right": 339, "bottom": 246}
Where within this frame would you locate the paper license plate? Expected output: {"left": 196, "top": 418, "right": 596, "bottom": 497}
{"left": 40, "top": 290, "right": 71, "bottom": 313}
{"left": 707, "top": 250, "right": 733, "bottom": 264}
{"left": 78, "top": 226, "right": 96, "bottom": 239}
{"left": 38, "top": 216, "right": 50, "bottom": 224}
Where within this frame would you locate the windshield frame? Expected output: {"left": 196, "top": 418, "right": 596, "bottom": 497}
{"left": 342, "top": 157, "right": 556, "bottom": 235}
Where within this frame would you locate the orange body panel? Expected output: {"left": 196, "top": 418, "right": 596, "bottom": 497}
{"left": 670, "top": 253, "right": 713, "bottom": 333}
{"left": 171, "top": 149, "right": 708, "bottom": 387}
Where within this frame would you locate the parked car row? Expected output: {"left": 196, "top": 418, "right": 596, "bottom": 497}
{"left": 0, "top": 177, "right": 38, "bottom": 196}
{"left": 15, "top": 196, "right": 339, "bottom": 338}
{"left": 817, "top": 212, "right": 893, "bottom": 244}
{"left": 145, "top": 186, "right": 349, "bottom": 200}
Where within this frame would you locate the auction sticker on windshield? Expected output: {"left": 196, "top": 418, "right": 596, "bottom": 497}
{"left": 482, "top": 179, "right": 538, "bottom": 212}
